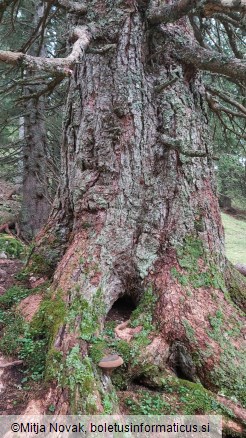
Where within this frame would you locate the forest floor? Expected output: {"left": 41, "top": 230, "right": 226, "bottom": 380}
{"left": 0, "top": 256, "right": 46, "bottom": 415}
{"left": 0, "top": 257, "right": 28, "bottom": 414}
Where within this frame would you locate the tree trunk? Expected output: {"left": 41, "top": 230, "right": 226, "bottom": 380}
{"left": 33, "top": 5, "right": 245, "bottom": 425}
{"left": 20, "top": 94, "right": 50, "bottom": 239}
{"left": 20, "top": 2, "right": 50, "bottom": 240}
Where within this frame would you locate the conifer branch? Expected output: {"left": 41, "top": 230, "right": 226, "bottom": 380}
{"left": 147, "top": 0, "right": 246, "bottom": 25}
{"left": 0, "top": 26, "right": 91, "bottom": 76}
{"left": 47, "top": 0, "right": 87, "bottom": 14}
{"left": 161, "top": 26, "right": 246, "bottom": 83}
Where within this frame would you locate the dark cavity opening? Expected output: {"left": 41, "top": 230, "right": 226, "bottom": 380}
{"left": 132, "top": 376, "right": 162, "bottom": 392}
{"left": 173, "top": 364, "right": 194, "bottom": 381}
{"left": 106, "top": 295, "right": 136, "bottom": 323}
{"left": 222, "top": 434, "right": 242, "bottom": 438}
{"left": 168, "top": 341, "right": 197, "bottom": 383}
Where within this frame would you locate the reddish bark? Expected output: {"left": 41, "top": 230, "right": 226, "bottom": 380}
{"left": 27, "top": 3, "right": 246, "bottom": 427}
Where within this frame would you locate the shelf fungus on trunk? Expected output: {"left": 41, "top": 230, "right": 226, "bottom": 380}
{"left": 98, "top": 355, "right": 124, "bottom": 376}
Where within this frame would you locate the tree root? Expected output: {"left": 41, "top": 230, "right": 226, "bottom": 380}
{"left": 0, "top": 221, "right": 21, "bottom": 240}
{"left": 0, "top": 360, "right": 23, "bottom": 368}
{"left": 115, "top": 320, "right": 143, "bottom": 342}
{"left": 217, "top": 395, "right": 246, "bottom": 425}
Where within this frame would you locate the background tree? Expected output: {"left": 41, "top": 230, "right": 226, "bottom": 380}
{"left": 0, "top": 0, "right": 245, "bottom": 432}
{"left": 0, "top": 0, "right": 65, "bottom": 238}
{"left": 217, "top": 155, "right": 246, "bottom": 208}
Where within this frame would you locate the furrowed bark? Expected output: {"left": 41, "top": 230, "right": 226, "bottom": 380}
{"left": 39, "top": 11, "right": 245, "bottom": 418}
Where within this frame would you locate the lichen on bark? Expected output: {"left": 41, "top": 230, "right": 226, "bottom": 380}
{"left": 21, "top": 2, "right": 246, "bottom": 431}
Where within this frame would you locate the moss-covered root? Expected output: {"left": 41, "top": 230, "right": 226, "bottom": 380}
{"left": 124, "top": 374, "right": 245, "bottom": 435}
{"left": 46, "top": 343, "right": 120, "bottom": 415}
{"left": 225, "top": 261, "right": 246, "bottom": 312}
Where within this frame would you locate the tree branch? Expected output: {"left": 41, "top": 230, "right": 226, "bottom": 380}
{"left": 47, "top": 0, "right": 87, "bottom": 14}
{"left": 0, "top": 0, "right": 17, "bottom": 22}
{"left": 160, "top": 134, "right": 218, "bottom": 158}
{"left": 203, "top": 0, "right": 246, "bottom": 17}
{"left": 17, "top": 76, "right": 64, "bottom": 100}
{"left": 212, "top": 13, "right": 246, "bottom": 32}
{"left": 154, "top": 76, "right": 179, "bottom": 93}
{"left": 0, "top": 26, "right": 92, "bottom": 76}
{"left": 161, "top": 26, "right": 246, "bottom": 83}
{"left": 222, "top": 20, "right": 244, "bottom": 59}
{"left": 147, "top": 0, "right": 246, "bottom": 25}
{"left": 207, "top": 94, "right": 246, "bottom": 119}
{"left": 147, "top": 0, "right": 197, "bottom": 25}
{"left": 206, "top": 86, "right": 246, "bottom": 116}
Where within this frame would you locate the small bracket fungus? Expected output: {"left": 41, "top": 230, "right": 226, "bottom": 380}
{"left": 98, "top": 354, "right": 123, "bottom": 375}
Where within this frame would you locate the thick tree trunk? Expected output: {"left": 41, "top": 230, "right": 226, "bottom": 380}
{"left": 33, "top": 5, "right": 245, "bottom": 426}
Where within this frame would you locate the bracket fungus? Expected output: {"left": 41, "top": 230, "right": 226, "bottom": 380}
{"left": 98, "top": 354, "right": 123, "bottom": 375}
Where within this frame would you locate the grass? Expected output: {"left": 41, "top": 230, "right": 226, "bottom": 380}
{"left": 221, "top": 212, "right": 246, "bottom": 265}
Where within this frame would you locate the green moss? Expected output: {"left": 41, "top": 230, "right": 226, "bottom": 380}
{"left": 64, "top": 287, "right": 158, "bottom": 405}
{"left": 207, "top": 309, "right": 224, "bottom": 336}
{"left": 176, "top": 382, "right": 218, "bottom": 414}
{"left": 150, "top": 376, "right": 234, "bottom": 417}
{"left": 114, "top": 339, "right": 131, "bottom": 362}
{"left": 14, "top": 268, "right": 30, "bottom": 281}
{"left": 182, "top": 318, "right": 197, "bottom": 344}
{"left": 0, "top": 310, "right": 27, "bottom": 356}
{"left": 45, "top": 348, "right": 63, "bottom": 381}
{"left": 225, "top": 262, "right": 246, "bottom": 311}
{"left": 173, "top": 235, "right": 227, "bottom": 291}
{"left": 0, "top": 289, "right": 66, "bottom": 381}
{"left": 171, "top": 267, "right": 189, "bottom": 285}
{"left": 125, "top": 390, "right": 171, "bottom": 415}
{"left": 0, "top": 234, "right": 25, "bottom": 259}
{"left": 173, "top": 238, "right": 246, "bottom": 405}
{"left": 131, "top": 363, "right": 163, "bottom": 382}
{"left": 111, "top": 369, "right": 129, "bottom": 390}
{"left": 194, "top": 217, "right": 204, "bottom": 232}
{"left": 130, "top": 287, "right": 157, "bottom": 331}
{"left": 23, "top": 242, "right": 61, "bottom": 278}
{"left": 63, "top": 345, "right": 98, "bottom": 414}
{"left": 206, "top": 310, "right": 246, "bottom": 406}
{"left": 0, "top": 308, "right": 47, "bottom": 380}
{"left": 102, "top": 390, "right": 118, "bottom": 414}
{"left": 31, "top": 290, "right": 66, "bottom": 346}
{"left": 128, "top": 332, "right": 152, "bottom": 366}
{"left": 104, "top": 320, "right": 117, "bottom": 338}
{"left": 176, "top": 380, "right": 230, "bottom": 415}
{"left": 177, "top": 236, "right": 203, "bottom": 268}
{"left": 28, "top": 253, "right": 53, "bottom": 277}
{"left": 0, "top": 285, "right": 32, "bottom": 309}
{"left": 3, "top": 290, "right": 66, "bottom": 381}
{"left": 67, "top": 288, "right": 106, "bottom": 341}
{"left": 89, "top": 338, "right": 107, "bottom": 363}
